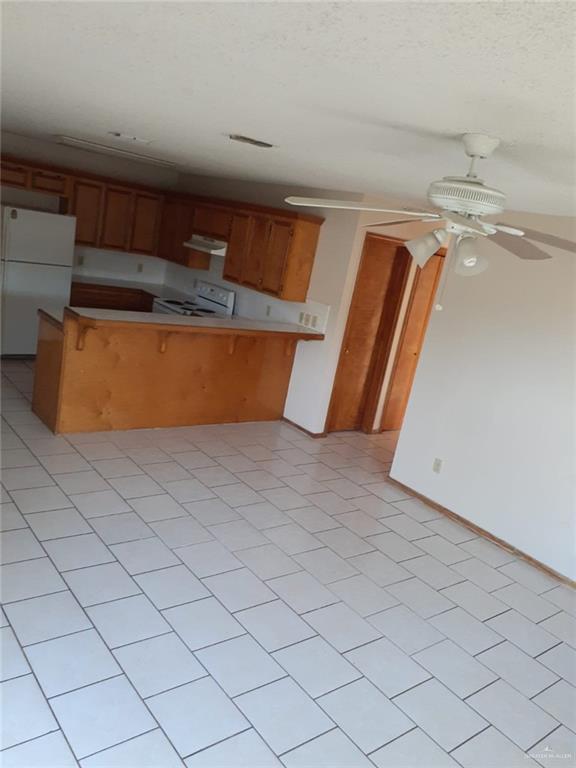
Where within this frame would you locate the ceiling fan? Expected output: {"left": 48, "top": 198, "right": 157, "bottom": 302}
{"left": 285, "top": 133, "right": 575, "bottom": 307}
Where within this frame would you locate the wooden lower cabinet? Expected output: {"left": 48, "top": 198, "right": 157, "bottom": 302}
{"left": 32, "top": 309, "right": 321, "bottom": 433}
{"left": 69, "top": 282, "right": 155, "bottom": 312}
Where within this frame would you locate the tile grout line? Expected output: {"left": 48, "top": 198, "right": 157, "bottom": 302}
{"left": 2, "top": 380, "right": 571, "bottom": 764}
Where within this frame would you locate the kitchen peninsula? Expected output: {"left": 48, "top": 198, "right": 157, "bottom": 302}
{"left": 32, "top": 307, "right": 323, "bottom": 434}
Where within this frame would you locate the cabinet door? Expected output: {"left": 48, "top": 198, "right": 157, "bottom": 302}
{"left": 223, "top": 214, "right": 253, "bottom": 283}
{"left": 241, "top": 216, "right": 269, "bottom": 288}
{"left": 261, "top": 219, "right": 293, "bottom": 295}
{"left": 193, "top": 206, "right": 232, "bottom": 239}
{"left": 158, "top": 198, "right": 181, "bottom": 261}
{"left": 30, "top": 169, "right": 69, "bottom": 195}
{"left": 130, "top": 192, "right": 163, "bottom": 255}
{"left": 70, "top": 282, "right": 154, "bottom": 312}
{"left": 1, "top": 160, "right": 31, "bottom": 189}
{"left": 71, "top": 179, "right": 105, "bottom": 246}
{"left": 99, "top": 186, "right": 134, "bottom": 250}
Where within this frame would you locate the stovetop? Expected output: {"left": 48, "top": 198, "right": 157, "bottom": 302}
{"left": 155, "top": 299, "right": 220, "bottom": 317}
{"left": 154, "top": 280, "right": 236, "bottom": 319}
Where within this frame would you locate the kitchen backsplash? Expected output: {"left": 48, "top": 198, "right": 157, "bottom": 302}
{"left": 164, "top": 257, "right": 331, "bottom": 332}
{"left": 73, "top": 247, "right": 168, "bottom": 285}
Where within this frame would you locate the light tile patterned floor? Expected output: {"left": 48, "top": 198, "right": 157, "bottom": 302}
{"left": 1, "top": 359, "right": 575, "bottom": 767}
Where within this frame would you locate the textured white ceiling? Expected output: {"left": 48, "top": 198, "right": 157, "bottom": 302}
{"left": 2, "top": 2, "right": 575, "bottom": 214}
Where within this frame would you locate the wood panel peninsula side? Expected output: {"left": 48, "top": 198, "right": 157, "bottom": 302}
{"left": 32, "top": 308, "right": 324, "bottom": 434}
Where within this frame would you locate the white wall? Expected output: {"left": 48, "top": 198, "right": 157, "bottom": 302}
{"left": 73, "top": 248, "right": 167, "bottom": 285}
{"left": 391, "top": 213, "right": 576, "bottom": 578}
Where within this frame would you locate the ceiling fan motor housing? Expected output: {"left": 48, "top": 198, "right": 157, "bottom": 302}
{"left": 428, "top": 176, "right": 506, "bottom": 216}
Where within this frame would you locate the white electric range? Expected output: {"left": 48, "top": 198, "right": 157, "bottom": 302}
{"left": 153, "top": 280, "right": 236, "bottom": 318}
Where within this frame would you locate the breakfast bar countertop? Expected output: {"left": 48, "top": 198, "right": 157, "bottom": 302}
{"left": 42, "top": 306, "right": 324, "bottom": 339}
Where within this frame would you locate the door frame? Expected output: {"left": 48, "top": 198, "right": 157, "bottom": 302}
{"left": 325, "top": 233, "right": 445, "bottom": 434}
{"left": 324, "top": 234, "right": 411, "bottom": 433}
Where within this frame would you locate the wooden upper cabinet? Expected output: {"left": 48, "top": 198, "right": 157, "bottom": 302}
{"left": 261, "top": 219, "right": 293, "bottom": 294}
{"left": 193, "top": 206, "right": 232, "bottom": 239}
{"left": 223, "top": 213, "right": 253, "bottom": 282}
{"left": 0, "top": 155, "right": 323, "bottom": 290}
{"left": 241, "top": 216, "right": 269, "bottom": 288}
{"left": 158, "top": 198, "right": 209, "bottom": 269}
{"left": 99, "top": 186, "right": 134, "bottom": 251}
{"left": 158, "top": 198, "right": 181, "bottom": 262}
{"left": 30, "top": 168, "right": 69, "bottom": 195}
{"left": 222, "top": 215, "right": 316, "bottom": 301}
{"left": 70, "top": 179, "right": 105, "bottom": 247}
{"left": 1, "top": 159, "right": 31, "bottom": 189}
{"left": 129, "top": 192, "right": 163, "bottom": 255}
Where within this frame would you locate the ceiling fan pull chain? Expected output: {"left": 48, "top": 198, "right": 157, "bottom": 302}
{"left": 434, "top": 236, "right": 456, "bottom": 311}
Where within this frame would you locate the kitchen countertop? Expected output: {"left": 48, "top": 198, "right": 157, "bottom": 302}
{"left": 42, "top": 306, "right": 324, "bottom": 339}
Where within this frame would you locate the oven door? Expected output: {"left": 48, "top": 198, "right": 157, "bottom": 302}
{"left": 153, "top": 300, "right": 182, "bottom": 315}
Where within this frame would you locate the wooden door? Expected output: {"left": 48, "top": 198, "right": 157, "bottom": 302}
{"left": 71, "top": 179, "right": 104, "bottom": 246}
{"left": 241, "top": 216, "right": 269, "bottom": 288}
{"left": 130, "top": 192, "right": 163, "bottom": 255}
{"left": 326, "top": 236, "right": 410, "bottom": 432}
{"left": 99, "top": 186, "right": 134, "bottom": 250}
{"left": 223, "top": 213, "right": 253, "bottom": 282}
{"left": 262, "top": 220, "right": 293, "bottom": 295}
{"left": 380, "top": 254, "right": 443, "bottom": 430}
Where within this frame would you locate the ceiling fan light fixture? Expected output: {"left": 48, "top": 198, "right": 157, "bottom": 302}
{"left": 454, "top": 237, "right": 489, "bottom": 275}
{"left": 406, "top": 229, "right": 447, "bottom": 268}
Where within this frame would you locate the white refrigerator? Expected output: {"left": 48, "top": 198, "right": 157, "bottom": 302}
{"left": 1, "top": 207, "right": 76, "bottom": 355}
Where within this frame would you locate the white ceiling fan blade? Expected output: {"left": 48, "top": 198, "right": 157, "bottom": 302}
{"left": 513, "top": 226, "right": 576, "bottom": 253}
{"left": 364, "top": 217, "right": 438, "bottom": 228}
{"left": 492, "top": 223, "right": 525, "bottom": 237}
{"left": 285, "top": 197, "right": 438, "bottom": 217}
{"left": 491, "top": 232, "right": 553, "bottom": 260}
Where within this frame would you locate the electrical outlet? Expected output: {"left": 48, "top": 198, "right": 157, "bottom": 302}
{"left": 77, "top": 253, "right": 84, "bottom": 266}
{"left": 432, "top": 458, "right": 443, "bottom": 474}
{"left": 311, "top": 315, "right": 318, "bottom": 329}
{"left": 266, "top": 305, "right": 271, "bottom": 317}
{"left": 299, "top": 312, "right": 305, "bottom": 324}
{"left": 137, "top": 263, "right": 143, "bottom": 273}
{"left": 304, "top": 313, "right": 311, "bottom": 326}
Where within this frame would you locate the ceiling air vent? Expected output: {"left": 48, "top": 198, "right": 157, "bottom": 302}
{"left": 228, "top": 134, "right": 275, "bottom": 149}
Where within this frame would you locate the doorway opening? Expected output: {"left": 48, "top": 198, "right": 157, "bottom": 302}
{"left": 325, "top": 233, "right": 443, "bottom": 434}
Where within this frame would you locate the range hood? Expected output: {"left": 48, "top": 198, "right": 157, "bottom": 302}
{"left": 183, "top": 234, "right": 227, "bottom": 255}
